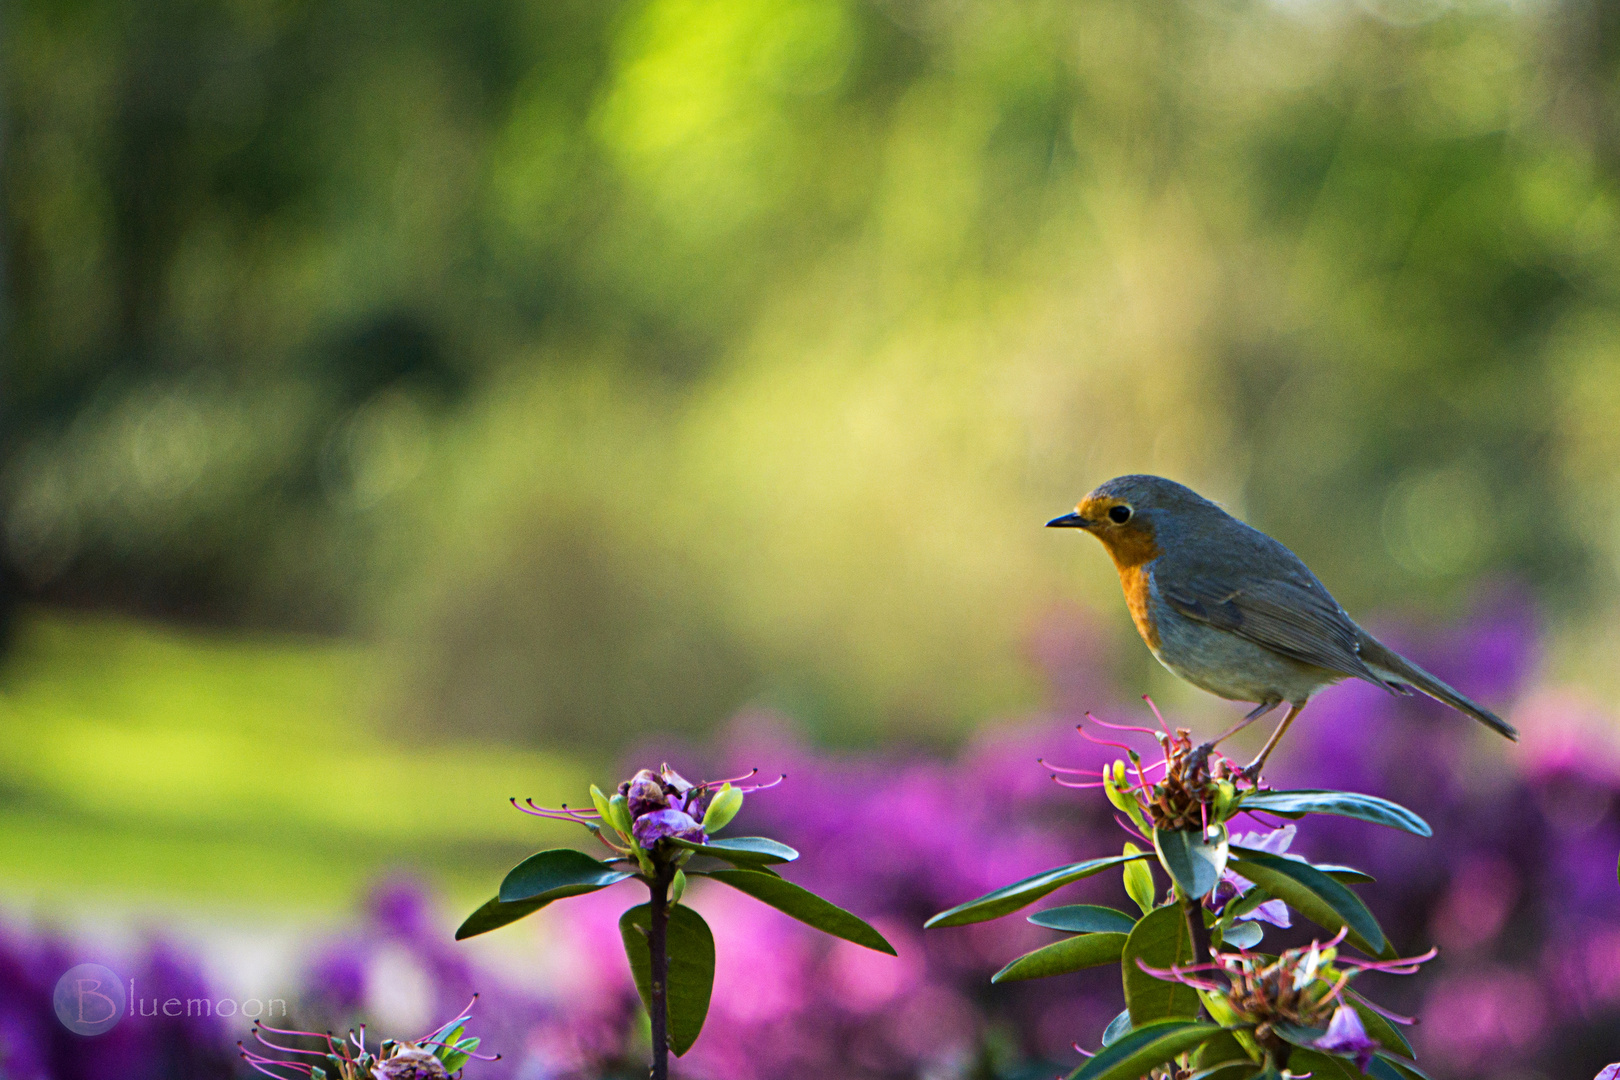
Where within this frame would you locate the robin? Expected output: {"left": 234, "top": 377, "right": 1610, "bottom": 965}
{"left": 1048, "top": 474, "right": 1518, "bottom": 779}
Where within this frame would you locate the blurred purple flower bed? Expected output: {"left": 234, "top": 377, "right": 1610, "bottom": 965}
{"left": 5, "top": 589, "right": 1620, "bottom": 1079}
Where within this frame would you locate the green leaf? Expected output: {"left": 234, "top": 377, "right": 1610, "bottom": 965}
{"left": 438, "top": 1037, "right": 479, "bottom": 1072}
{"left": 607, "top": 793, "right": 634, "bottom": 838}
{"left": 1317, "top": 864, "right": 1377, "bottom": 884}
{"left": 701, "top": 784, "right": 743, "bottom": 832}
{"left": 926, "top": 853, "right": 1147, "bottom": 928}
{"left": 619, "top": 903, "right": 716, "bottom": 1057}
{"left": 1220, "top": 920, "right": 1263, "bottom": 949}
{"left": 703, "top": 868, "right": 895, "bottom": 953}
{"left": 1369, "top": 1054, "right": 1432, "bottom": 1080}
{"left": 1028, "top": 904, "right": 1138, "bottom": 934}
{"left": 1270, "top": 1021, "right": 1326, "bottom": 1049}
{"left": 498, "top": 848, "right": 633, "bottom": 903}
{"left": 1067, "top": 1019, "right": 1220, "bottom": 1080}
{"left": 1155, "top": 827, "right": 1228, "bottom": 899}
{"left": 590, "top": 784, "right": 616, "bottom": 827}
{"left": 1223, "top": 886, "right": 1273, "bottom": 923}
{"left": 1101, "top": 1008, "right": 1132, "bottom": 1046}
{"left": 991, "top": 932, "right": 1127, "bottom": 982}
{"left": 455, "top": 895, "right": 551, "bottom": 940}
{"left": 1185, "top": 1064, "right": 1261, "bottom": 1080}
{"left": 1124, "top": 843, "right": 1157, "bottom": 915}
{"left": 1345, "top": 991, "right": 1415, "bottom": 1058}
{"left": 1238, "top": 790, "right": 1430, "bottom": 837}
{"left": 1281, "top": 1049, "right": 1359, "bottom": 1079}
{"left": 1191, "top": 1028, "right": 1257, "bottom": 1072}
{"left": 669, "top": 835, "right": 798, "bottom": 865}
{"left": 1228, "top": 847, "right": 1388, "bottom": 957}
{"left": 1123, "top": 903, "right": 1201, "bottom": 1024}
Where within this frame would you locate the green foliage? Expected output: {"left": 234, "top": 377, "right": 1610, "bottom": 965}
{"left": 992, "top": 932, "right": 1128, "bottom": 983}
{"left": 1027, "top": 905, "right": 1137, "bottom": 934}
{"left": 10, "top": 0, "right": 1620, "bottom": 749}
{"left": 454, "top": 895, "right": 554, "bottom": 941}
{"left": 497, "top": 848, "right": 633, "bottom": 903}
{"left": 1155, "top": 827, "right": 1229, "bottom": 899}
{"left": 1227, "top": 848, "right": 1388, "bottom": 958}
{"left": 1218, "top": 921, "right": 1262, "bottom": 950}
{"left": 1346, "top": 991, "right": 1415, "bottom": 1058}
{"left": 1238, "top": 791, "right": 1431, "bottom": 838}
{"left": 1122, "top": 843, "right": 1157, "bottom": 915}
{"left": 700, "top": 784, "right": 744, "bottom": 831}
{"left": 669, "top": 835, "right": 799, "bottom": 865}
{"left": 619, "top": 903, "right": 716, "bottom": 1058}
{"left": 700, "top": 868, "right": 894, "bottom": 953}
{"left": 925, "top": 853, "right": 1147, "bottom": 928}
{"left": 1191, "top": 1029, "right": 1256, "bottom": 1072}
{"left": 1064, "top": 1019, "right": 1220, "bottom": 1080}
{"left": 1122, "top": 905, "right": 1200, "bottom": 1026}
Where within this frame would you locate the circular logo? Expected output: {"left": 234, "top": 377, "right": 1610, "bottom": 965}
{"left": 53, "top": 964, "right": 125, "bottom": 1036}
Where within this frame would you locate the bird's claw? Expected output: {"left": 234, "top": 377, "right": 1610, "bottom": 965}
{"left": 1186, "top": 741, "right": 1216, "bottom": 778}
{"left": 1237, "top": 761, "right": 1264, "bottom": 786}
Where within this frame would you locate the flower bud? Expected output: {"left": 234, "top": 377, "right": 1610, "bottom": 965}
{"left": 1104, "top": 762, "right": 1148, "bottom": 831}
{"left": 1213, "top": 780, "right": 1237, "bottom": 821}
{"left": 1122, "top": 842, "right": 1156, "bottom": 914}
{"left": 372, "top": 1047, "right": 451, "bottom": 1080}
{"left": 702, "top": 783, "right": 744, "bottom": 832}
{"left": 590, "top": 784, "right": 617, "bottom": 831}
{"left": 607, "top": 794, "right": 635, "bottom": 839}
{"left": 632, "top": 808, "right": 707, "bottom": 848}
{"left": 626, "top": 769, "right": 669, "bottom": 818}
{"left": 672, "top": 868, "right": 688, "bottom": 905}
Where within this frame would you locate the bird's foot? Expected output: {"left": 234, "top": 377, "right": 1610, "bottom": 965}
{"left": 1236, "top": 760, "right": 1264, "bottom": 786}
{"left": 1185, "top": 741, "right": 1217, "bottom": 778}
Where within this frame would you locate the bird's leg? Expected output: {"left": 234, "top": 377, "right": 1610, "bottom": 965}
{"left": 1188, "top": 701, "right": 1280, "bottom": 776}
{"left": 1239, "top": 702, "right": 1306, "bottom": 783}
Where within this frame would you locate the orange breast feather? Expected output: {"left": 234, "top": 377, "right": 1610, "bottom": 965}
{"left": 1097, "top": 527, "right": 1163, "bottom": 650}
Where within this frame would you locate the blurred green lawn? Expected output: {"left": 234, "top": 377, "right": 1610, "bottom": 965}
{"left": 0, "top": 612, "right": 585, "bottom": 914}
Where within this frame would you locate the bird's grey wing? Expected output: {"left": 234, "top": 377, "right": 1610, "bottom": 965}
{"left": 1157, "top": 571, "right": 1387, "bottom": 686}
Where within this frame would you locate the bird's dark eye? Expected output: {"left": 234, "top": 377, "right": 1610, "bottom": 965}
{"left": 1108, "top": 505, "right": 1132, "bottom": 524}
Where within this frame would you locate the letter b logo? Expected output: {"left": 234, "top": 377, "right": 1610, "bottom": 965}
{"left": 53, "top": 964, "right": 126, "bottom": 1036}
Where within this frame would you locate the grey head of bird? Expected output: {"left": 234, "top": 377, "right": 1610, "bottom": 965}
{"left": 1047, "top": 474, "right": 1230, "bottom": 568}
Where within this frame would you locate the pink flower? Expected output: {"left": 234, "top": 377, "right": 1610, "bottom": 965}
{"left": 1314, "top": 1004, "right": 1379, "bottom": 1071}
{"left": 631, "top": 808, "right": 708, "bottom": 847}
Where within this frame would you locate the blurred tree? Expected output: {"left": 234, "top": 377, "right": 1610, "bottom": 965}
{"left": 6, "top": 0, "right": 1620, "bottom": 744}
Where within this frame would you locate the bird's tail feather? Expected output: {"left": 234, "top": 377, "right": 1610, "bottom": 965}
{"left": 1357, "top": 633, "right": 1519, "bottom": 741}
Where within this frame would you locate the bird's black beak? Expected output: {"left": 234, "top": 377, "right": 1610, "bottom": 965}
{"left": 1046, "top": 512, "right": 1091, "bottom": 529}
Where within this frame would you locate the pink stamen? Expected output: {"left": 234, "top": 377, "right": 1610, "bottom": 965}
{"left": 1132, "top": 957, "right": 1225, "bottom": 992}
{"left": 253, "top": 1021, "right": 336, "bottom": 1043}
{"left": 1113, "top": 814, "right": 1153, "bottom": 843}
{"left": 704, "top": 767, "right": 761, "bottom": 787}
{"left": 1077, "top": 727, "right": 1136, "bottom": 755}
{"left": 1038, "top": 759, "right": 1103, "bottom": 776}
{"left": 510, "top": 798, "right": 599, "bottom": 822}
{"left": 1341, "top": 947, "right": 1438, "bottom": 974}
{"left": 1084, "top": 712, "right": 1160, "bottom": 737}
{"left": 1348, "top": 990, "right": 1417, "bottom": 1025}
{"left": 1052, "top": 776, "right": 1107, "bottom": 789}
{"left": 240, "top": 1051, "right": 314, "bottom": 1079}
{"left": 736, "top": 773, "right": 786, "bottom": 793}
{"left": 1143, "top": 695, "right": 1172, "bottom": 735}
{"left": 250, "top": 1028, "right": 334, "bottom": 1057}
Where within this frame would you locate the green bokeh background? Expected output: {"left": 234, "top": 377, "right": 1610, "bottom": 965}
{"left": 5, "top": 0, "right": 1620, "bottom": 913}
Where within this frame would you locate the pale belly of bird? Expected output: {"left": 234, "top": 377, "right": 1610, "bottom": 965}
{"left": 1145, "top": 592, "right": 1345, "bottom": 706}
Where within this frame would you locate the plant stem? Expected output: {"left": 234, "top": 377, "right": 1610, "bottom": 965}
{"left": 648, "top": 863, "right": 674, "bottom": 1080}
{"left": 1181, "top": 890, "right": 1212, "bottom": 967}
